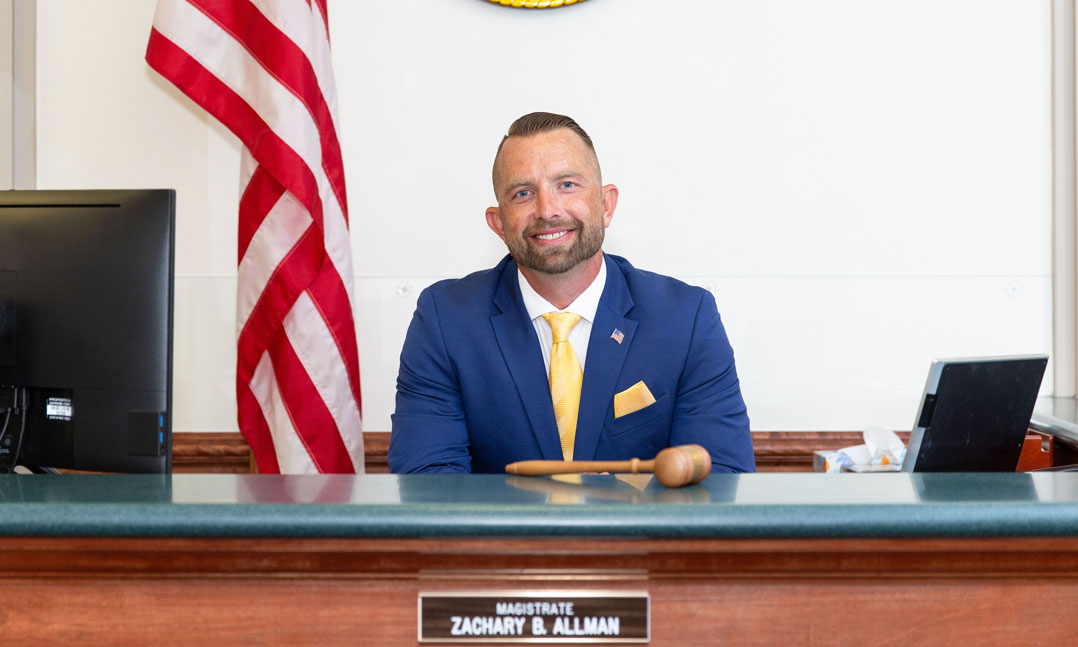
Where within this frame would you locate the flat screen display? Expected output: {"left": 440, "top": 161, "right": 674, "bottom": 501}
{"left": 902, "top": 355, "right": 1047, "bottom": 472}
{"left": 0, "top": 189, "right": 174, "bottom": 473}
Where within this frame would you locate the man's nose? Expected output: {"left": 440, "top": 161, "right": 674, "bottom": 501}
{"left": 536, "top": 188, "right": 559, "bottom": 219}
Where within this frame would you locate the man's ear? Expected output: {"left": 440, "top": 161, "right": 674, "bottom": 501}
{"left": 601, "top": 184, "right": 619, "bottom": 228}
{"left": 485, "top": 206, "right": 506, "bottom": 241}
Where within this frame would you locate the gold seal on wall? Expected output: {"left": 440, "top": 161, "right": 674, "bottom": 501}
{"left": 485, "top": 0, "right": 587, "bottom": 8}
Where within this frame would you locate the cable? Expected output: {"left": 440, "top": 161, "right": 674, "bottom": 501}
{"left": 8, "top": 405, "right": 26, "bottom": 473}
{"left": 2, "top": 388, "right": 28, "bottom": 472}
{"left": 0, "top": 409, "right": 10, "bottom": 446}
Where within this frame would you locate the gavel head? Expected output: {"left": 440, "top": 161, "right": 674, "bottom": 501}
{"left": 653, "top": 444, "right": 712, "bottom": 487}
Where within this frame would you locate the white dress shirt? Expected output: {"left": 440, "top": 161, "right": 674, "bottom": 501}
{"left": 517, "top": 257, "right": 607, "bottom": 375}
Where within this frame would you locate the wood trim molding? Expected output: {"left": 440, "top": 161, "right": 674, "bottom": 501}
{"left": 172, "top": 431, "right": 895, "bottom": 474}
{"left": 172, "top": 433, "right": 253, "bottom": 473}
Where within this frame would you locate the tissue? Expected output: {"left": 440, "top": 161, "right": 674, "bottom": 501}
{"left": 822, "top": 427, "right": 906, "bottom": 473}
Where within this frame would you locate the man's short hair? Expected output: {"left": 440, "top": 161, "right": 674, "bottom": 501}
{"left": 496, "top": 112, "right": 596, "bottom": 158}
{"left": 493, "top": 112, "right": 600, "bottom": 189}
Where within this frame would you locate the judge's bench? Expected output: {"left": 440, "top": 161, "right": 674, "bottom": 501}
{"left": 3, "top": 465, "right": 1078, "bottom": 645}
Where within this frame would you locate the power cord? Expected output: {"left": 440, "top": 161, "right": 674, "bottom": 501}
{"left": 0, "top": 385, "right": 16, "bottom": 451}
{"left": 0, "top": 387, "right": 28, "bottom": 472}
{"left": 8, "top": 400, "right": 27, "bottom": 472}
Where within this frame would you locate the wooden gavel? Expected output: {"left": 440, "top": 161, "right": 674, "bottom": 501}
{"left": 505, "top": 444, "right": 712, "bottom": 488}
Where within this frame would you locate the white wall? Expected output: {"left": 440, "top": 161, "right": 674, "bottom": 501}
{"left": 0, "top": 1, "right": 12, "bottom": 189}
{"left": 34, "top": 0, "right": 1053, "bottom": 433}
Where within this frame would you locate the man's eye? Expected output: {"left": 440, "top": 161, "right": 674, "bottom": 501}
{"left": 560, "top": 181, "right": 576, "bottom": 189}
{"left": 514, "top": 189, "right": 532, "bottom": 199}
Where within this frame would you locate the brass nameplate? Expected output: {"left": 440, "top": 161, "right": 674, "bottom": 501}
{"left": 418, "top": 591, "right": 649, "bottom": 643}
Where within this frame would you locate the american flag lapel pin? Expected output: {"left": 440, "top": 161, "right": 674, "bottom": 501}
{"left": 610, "top": 328, "right": 624, "bottom": 344}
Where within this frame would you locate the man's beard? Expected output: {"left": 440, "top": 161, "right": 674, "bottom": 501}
{"left": 506, "top": 217, "right": 605, "bottom": 275}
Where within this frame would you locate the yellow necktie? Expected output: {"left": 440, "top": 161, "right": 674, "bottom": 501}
{"left": 542, "top": 312, "right": 583, "bottom": 462}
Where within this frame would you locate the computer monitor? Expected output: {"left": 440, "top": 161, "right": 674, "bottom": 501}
{"left": 901, "top": 355, "right": 1048, "bottom": 472}
{"left": 0, "top": 189, "right": 174, "bottom": 473}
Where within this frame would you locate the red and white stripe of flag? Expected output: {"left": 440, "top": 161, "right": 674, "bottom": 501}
{"left": 146, "top": 0, "right": 364, "bottom": 473}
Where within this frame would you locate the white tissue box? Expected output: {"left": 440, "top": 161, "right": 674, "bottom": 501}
{"left": 813, "top": 451, "right": 901, "bottom": 472}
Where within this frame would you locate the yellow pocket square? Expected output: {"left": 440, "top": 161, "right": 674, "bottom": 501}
{"left": 614, "top": 381, "right": 656, "bottom": 418}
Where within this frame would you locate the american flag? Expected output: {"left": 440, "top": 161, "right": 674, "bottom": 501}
{"left": 146, "top": 0, "right": 364, "bottom": 473}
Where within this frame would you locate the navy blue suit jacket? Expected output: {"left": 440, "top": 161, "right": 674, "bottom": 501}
{"left": 388, "top": 254, "right": 754, "bottom": 474}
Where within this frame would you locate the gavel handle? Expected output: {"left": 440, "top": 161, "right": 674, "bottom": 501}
{"left": 505, "top": 457, "right": 656, "bottom": 476}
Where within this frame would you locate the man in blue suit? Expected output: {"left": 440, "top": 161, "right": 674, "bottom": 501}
{"left": 389, "top": 112, "right": 754, "bottom": 474}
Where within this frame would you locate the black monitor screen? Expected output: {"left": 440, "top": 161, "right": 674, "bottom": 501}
{"left": 902, "top": 355, "right": 1048, "bottom": 473}
{"left": 0, "top": 189, "right": 174, "bottom": 473}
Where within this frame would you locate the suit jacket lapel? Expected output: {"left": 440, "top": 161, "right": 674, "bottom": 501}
{"left": 490, "top": 259, "right": 564, "bottom": 460}
{"left": 574, "top": 257, "right": 636, "bottom": 462}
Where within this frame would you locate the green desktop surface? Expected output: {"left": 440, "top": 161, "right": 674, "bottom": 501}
{"left": 1, "top": 472, "right": 1077, "bottom": 539}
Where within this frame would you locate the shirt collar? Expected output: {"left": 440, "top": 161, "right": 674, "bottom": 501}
{"left": 517, "top": 255, "right": 607, "bottom": 324}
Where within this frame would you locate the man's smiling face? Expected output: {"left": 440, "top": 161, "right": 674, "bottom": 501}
{"left": 486, "top": 128, "right": 616, "bottom": 276}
